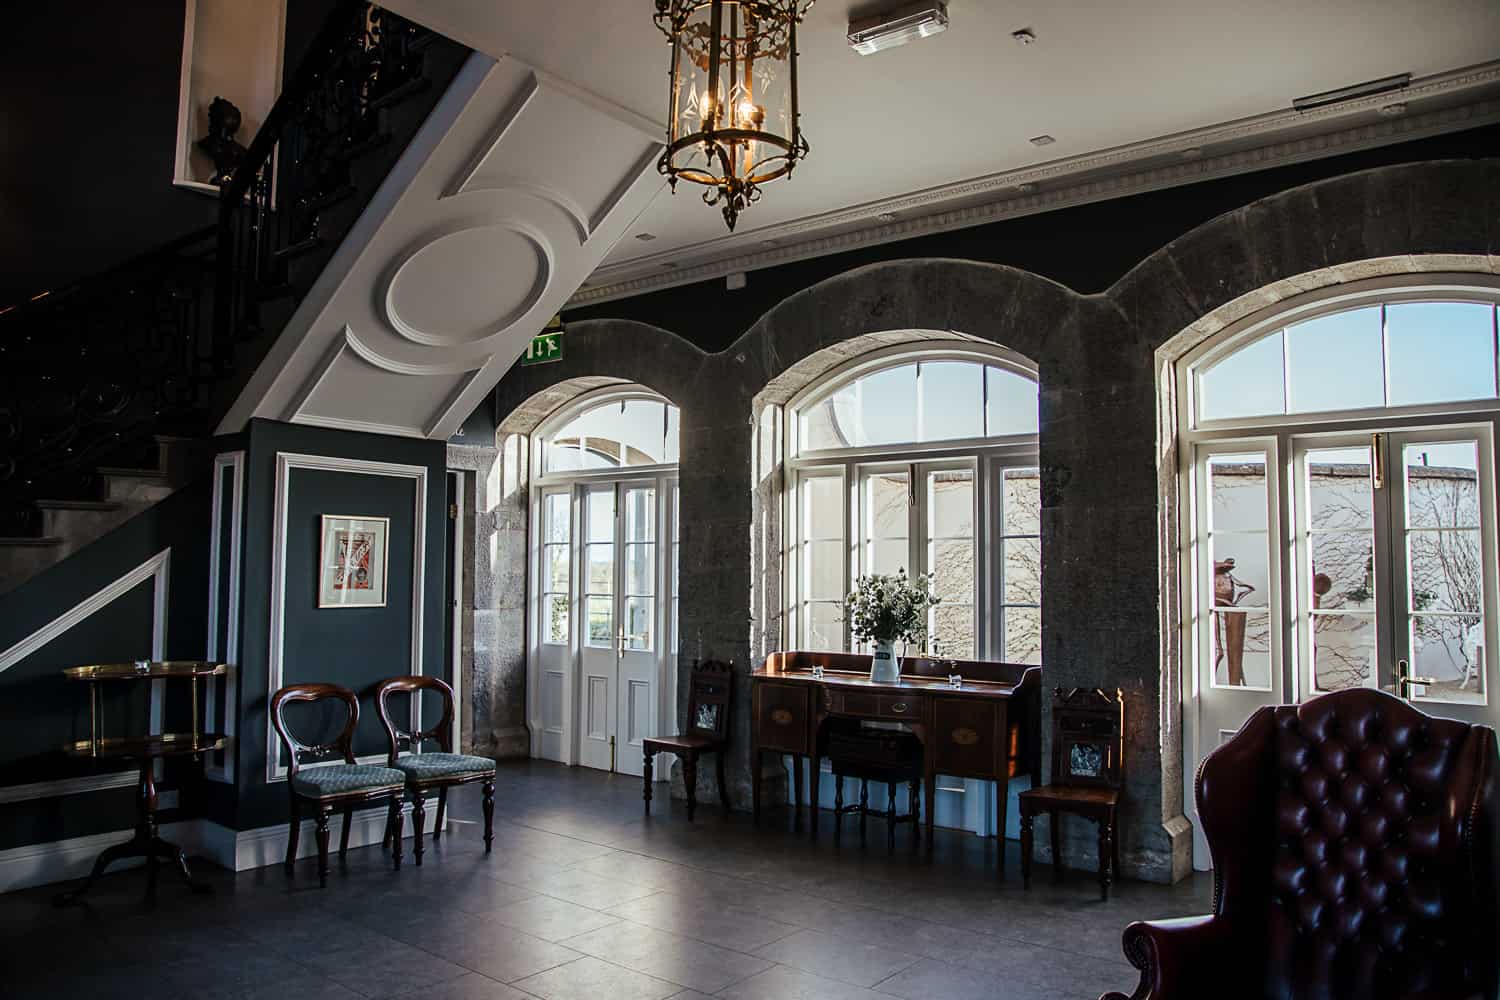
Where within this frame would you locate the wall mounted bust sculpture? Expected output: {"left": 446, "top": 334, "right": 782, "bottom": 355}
{"left": 197, "top": 96, "right": 247, "bottom": 187}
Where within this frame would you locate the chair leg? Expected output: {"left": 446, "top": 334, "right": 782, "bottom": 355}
{"left": 315, "top": 806, "right": 332, "bottom": 888}
{"left": 482, "top": 780, "right": 495, "bottom": 853}
{"left": 683, "top": 753, "right": 699, "bottom": 823}
{"left": 716, "top": 750, "right": 730, "bottom": 817}
{"left": 859, "top": 780, "right": 868, "bottom": 847}
{"left": 1050, "top": 808, "right": 1063, "bottom": 883}
{"left": 996, "top": 775, "right": 1009, "bottom": 876}
{"left": 643, "top": 751, "right": 654, "bottom": 816}
{"left": 382, "top": 809, "right": 394, "bottom": 850}
{"left": 887, "top": 783, "right": 897, "bottom": 854}
{"left": 339, "top": 804, "right": 353, "bottom": 860}
{"left": 434, "top": 788, "right": 448, "bottom": 843}
{"left": 389, "top": 796, "right": 404, "bottom": 871}
{"left": 284, "top": 796, "right": 300, "bottom": 875}
{"left": 833, "top": 777, "right": 844, "bottom": 846}
{"left": 1020, "top": 808, "right": 1035, "bottom": 890}
{"left": 1098, "top": 819, "right": 1113, "bottom": 901}
{"left": 411, "top": 792, "right": 426, "bottom": 866}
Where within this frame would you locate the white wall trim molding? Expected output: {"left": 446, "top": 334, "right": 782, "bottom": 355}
{"left": 266, "top": 453, "right": 428, "bottom": 783}
{"left": 572, "top": 90, "right": 1500, "bottom": 307}
{"left": 229, "top": 797, "right": 441, "bottom": 871}
{"left": 206, "top": 451, "right": 246, "bottom": 783}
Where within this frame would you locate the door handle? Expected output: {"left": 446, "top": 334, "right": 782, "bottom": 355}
{"left": 616, "top": 629, "right": 647, "bottom": 656}
{"left": 1396, "top": 658, "right": 1439, "bottom": 693}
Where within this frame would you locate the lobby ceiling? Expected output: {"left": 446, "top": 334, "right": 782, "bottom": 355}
{"left": 381, "top": 0, "right": 1500, "bottom": 302}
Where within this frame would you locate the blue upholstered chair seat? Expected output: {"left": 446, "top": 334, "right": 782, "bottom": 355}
{"left": 291, "top": 763, "right": 407, "bottom": 798}
{"left": 394, "top": 752, "right": 496, "bottom": 781}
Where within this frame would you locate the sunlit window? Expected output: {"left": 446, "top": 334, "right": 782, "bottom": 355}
{"left": 541, "top": 396, "right": 680, "bottom": 473}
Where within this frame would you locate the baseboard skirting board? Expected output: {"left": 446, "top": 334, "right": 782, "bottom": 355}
{"left": 0, "top": 798, "right": 444, "bottom": 893}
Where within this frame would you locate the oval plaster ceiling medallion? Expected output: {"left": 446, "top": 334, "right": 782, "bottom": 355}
{"left": 386, "top": 224, "right": 551, "bottom": 346}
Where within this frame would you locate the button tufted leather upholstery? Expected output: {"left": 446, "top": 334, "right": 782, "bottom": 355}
{"left": 1102, "top": 688, "right": 1498, "bottom": 1000}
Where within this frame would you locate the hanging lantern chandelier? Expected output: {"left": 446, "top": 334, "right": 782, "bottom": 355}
{"left": 654, "top": 0, "right": 813, "bottom": 231}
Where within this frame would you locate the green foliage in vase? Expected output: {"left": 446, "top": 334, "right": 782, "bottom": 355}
{"left": 843, "top": 569, "right": 941, "bottom": 645}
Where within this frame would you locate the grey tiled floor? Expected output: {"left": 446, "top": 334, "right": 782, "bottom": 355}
{"left": 2, "top": 761, "right": 1212, "bottom": 999}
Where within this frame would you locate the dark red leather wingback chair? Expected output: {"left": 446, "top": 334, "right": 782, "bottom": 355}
{"left": 1103, "top": 688, "right": 1498, "bottom": 1000}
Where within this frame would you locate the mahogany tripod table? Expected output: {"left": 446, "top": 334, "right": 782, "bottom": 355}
{"left": 54, "top": 661, "right": 225, "bottom": 904}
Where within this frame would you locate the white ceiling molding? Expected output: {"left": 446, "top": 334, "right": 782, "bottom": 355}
{"left": 222, "top": 53, "right": 664, "bottom": 441}
{"left": 572, "top": 66, "right": 1500, "bottom": 306}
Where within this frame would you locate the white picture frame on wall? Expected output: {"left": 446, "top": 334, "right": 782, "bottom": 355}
{"left": 318, "top": 515, "right": 390, "bottom": 608}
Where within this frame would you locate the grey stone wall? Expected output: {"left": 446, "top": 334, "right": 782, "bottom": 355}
{"left": 482, "top": 159, "right": 1500, "bottom": 884}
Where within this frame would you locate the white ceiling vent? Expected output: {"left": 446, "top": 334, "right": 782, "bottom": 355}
{"left": 848, "top": 2, "right": 949, "bottom": 56}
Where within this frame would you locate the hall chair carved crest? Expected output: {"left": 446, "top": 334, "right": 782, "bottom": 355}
{"left": 642, "top": 660, "right": 733, "bottom": 821}
{"left": 1102, "top": 687, "right": 1498, "bottom": 1000}
{"left": 1020, "top": 687, "right": 1124, "bottom": 899}
{"left": 375, "top": 675, "right": 496, "bottom": 865}
{"left": 269, "top": 683, "right": 408, "bottom": 888}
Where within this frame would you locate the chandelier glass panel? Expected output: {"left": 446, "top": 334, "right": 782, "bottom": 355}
{"left": 655, "top": 0, "right": 812, "bottom": 231}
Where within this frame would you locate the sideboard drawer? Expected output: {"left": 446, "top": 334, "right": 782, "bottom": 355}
{"left": 823, "top": 689, "right": 924, "bottom": 721}
{"left": 877, "top": 694, "right": 923, "bottom": 720}
{"left": 756, "top": 683, "right": 811, "bottom": 753}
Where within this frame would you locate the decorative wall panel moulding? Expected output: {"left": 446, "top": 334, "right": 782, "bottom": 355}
{"left": 573, "top": 78, "right": 1500, "bottom": 306}
{"left": 205, "top": 451, "right": 244, "bottom": 784}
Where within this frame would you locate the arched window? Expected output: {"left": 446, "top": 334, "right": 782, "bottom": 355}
{"left": 784, "top": 346, "right": 1041, "bottom": 662}
{"left": 539, "top": 393, "right": 680, "bottom": 473}
{"left": 1178, "top": 280, "right": 1500, "bottom": 864}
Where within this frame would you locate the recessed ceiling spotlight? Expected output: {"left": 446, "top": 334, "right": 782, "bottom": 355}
{"left": 1029, "top": 134, "right": 1055, "bottom": 147}
{"left": 1378, "top": 102, "right": 1408, "bottom": 117}
{"left": 848, "top": 2, "right": 948, "bottom": 55}
{"left": 634, "top": 232, "right": 657, "bottom": 241}
{"left": 1011, "top": 27, "right": 1036, "bottom": 45}
{"left": 876, "top": 211, "right": 899, "bottom": 223}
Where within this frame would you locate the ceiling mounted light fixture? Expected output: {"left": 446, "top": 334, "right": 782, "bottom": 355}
{"left": 847, "top": 2, "right": 948, "bottom": 55}
{"left": 655, "top": 0, "right": 814, "bottom": 232}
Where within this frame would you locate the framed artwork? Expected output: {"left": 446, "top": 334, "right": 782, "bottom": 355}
{"left": 318, "top": 515, "right": 390, "bottom": 608}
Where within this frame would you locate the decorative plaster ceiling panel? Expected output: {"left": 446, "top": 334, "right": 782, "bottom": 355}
{"left": 385, "top": 223, "right": 551, "bottom": 345}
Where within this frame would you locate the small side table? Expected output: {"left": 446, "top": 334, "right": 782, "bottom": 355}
{"left": 56, "top": 661, "right": 225, "bottom": 903}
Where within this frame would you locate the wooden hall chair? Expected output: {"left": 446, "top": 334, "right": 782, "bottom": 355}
{"left": 375, "top": 675, "right": 496, "bottom": 865}
{"left": 269, "top": 683, "right": 409, "bottom": 888}
{"left": 642, "top": 660, "right": 733, "bottom": 821}
{"left": 1019, "top": 687, "right": 1124, "bottom": 900}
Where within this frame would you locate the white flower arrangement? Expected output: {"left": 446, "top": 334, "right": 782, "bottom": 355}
{"left": 843, "top": 569, "right": 941, "bottom": 645}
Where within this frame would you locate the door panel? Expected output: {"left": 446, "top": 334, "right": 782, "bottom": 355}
{"left": 578, "top": 484, "right": 617, "bottom": 771}
{"left": 614, "top": 483, "right": 657, "bottom": 777}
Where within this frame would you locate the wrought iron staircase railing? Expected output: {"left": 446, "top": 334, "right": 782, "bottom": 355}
{"left": 0, "top": 2, "right": 463, "bottom": 541}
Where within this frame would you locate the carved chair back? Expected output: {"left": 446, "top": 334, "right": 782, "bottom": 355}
{"left": 686, "top": 660, "right": 733, "bottom": 743}
{"left": 270, "top": 683, "right": 360, "bottom": 781}
{"left": 375, "top": 675, "right": 455, "bottom": 764}
{"left": 1048, "top": 687, "right": 1124, "bottom": 790}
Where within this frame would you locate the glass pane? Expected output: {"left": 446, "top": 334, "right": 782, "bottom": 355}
{"left": 928, "top": 469, "right": 974, "bottom": 538}
{"left": 805, "top": 539, "right": 844, "bottom": 600}
{"left": 624, "top": 597, "right": 654, "bottom": 650}
{"left": 1286, "top": 307, "right": 1384, "bottom": 413}
{"left": 1307, "top": 448, "right": 1374, "bottom": 532}
{"left": 1408, "top": 528, "right": 1482, "bottom": 615}
{"left": 986, "top": 366, "right": 1040, "bottom": 435}
{"left": 586, "top": 596, "right": 613, "bottom": 646}
{"left": 545, "top": 594, "right": 569, "bottom": 644}
{"left": 803, "top": 476, "right": 843, "bottom": 539}
{"left": 930, "top": 538, "right": 974, "bottom": 604}
{"left": 586, "top": 543, "right": 613, "bottom": 595}
{"left": 1409, "top": 614, "right": 1484, "bottom": 702}
{"left": 545, "top": 543, "right": 569, "bottom": 592}
{"left": 665, "top": 405, "right": 681, "bottom": 465}
{"left": 856, "top": 364, "right": 918, "bottom": 447}
{"left": 807, "top": 601, "right": 843, "bottom": 650}
{"left": 544, "top": 493, "right": 570, "bottom": 543}
{"left": 1209, "top": 533, "right": 1268, "bottom": 609}
{"left": 1003, "top": 538, "right": 1041, "bottom": 605}
{"left": 1386, "top": 302, "right": 1496, "bottom": 406}
{"left": 1002, "top": 467, "right": 1041, "bottom": 536}
{"left": 625, "top": 488, "right": 656, "bottom": 543}
{"left": 1003, "top": 605, "right": 1041, "bottom": 664}
{"left": 616, "top": 400, "right": 667, "bottom": 466}
{"left": 544, "top": 437, "right": 582, "bottom": 474}
{"left": 1211, "top": 609, "right": 1272, "bottom": 688}
{"left": 1207, "top": 452, "right": 1268, "bottom": 533}
{"left": 625, "top": 542, "right": 655, "bottom": 596}
{"left": 800, "top": 382, "right": 858, "bottom": 451}
{"left": 1310, "top": 532, "right": 1375, "bottom": 611}
{"left": 868, "top": 540, "right": 908, "bottom": 577}
{"left": 586, "top": 489, "right": 614, "bottom": 543}
{"left": 930, "top": 604, "right": 975, "bottom": 658}
{"left": 866, "top": 472, "right": 909, "bottom": 540}
{"left": 1198, "top": 330, "right": 1285, "bottom": 421}
{"left": 919, "top": 362, "right": 983, "bottom": 442}
{"left": 1311, "top": 613, "right": 1376, "bottom": 692}
{"left": 1405, "top": 441, "right": 1480, "bottom": 529}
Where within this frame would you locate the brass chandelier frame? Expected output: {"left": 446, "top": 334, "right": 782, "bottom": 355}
{"left": 654, "top": 0, "right": 813, "bottom": 231}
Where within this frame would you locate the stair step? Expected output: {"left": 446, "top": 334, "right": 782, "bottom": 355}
{"left": 96, "top": 466, "right": 169, "bottom": 481}
{"left": 34, "top": 499, "right": 123, "bottom": 512}
{"left": 0, "top": 536, "right": 64, "bottom": 547}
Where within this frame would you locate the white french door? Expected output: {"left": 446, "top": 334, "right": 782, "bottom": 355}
{"left": 532, "top": 475, "right": 677, "bottom": 777}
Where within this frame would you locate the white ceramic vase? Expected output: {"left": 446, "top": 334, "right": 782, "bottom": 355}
{"left": 869, "top": 638, "right": 902, "bottom": 684}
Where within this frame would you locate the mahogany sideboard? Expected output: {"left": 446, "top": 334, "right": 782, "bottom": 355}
{"left": 751, "top": 650, "right": 1042, "bottom": 872}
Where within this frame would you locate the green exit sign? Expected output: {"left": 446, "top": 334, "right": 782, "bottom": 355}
{"left": 521, "top": 320, "right": 564, "bottom": 366}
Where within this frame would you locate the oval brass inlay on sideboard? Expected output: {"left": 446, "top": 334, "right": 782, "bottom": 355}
{"left": 951, "top": 727, "right": 979, "bottom": 746}
{"left": 770, "top": 708, "right": 794, "bottom": 726}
